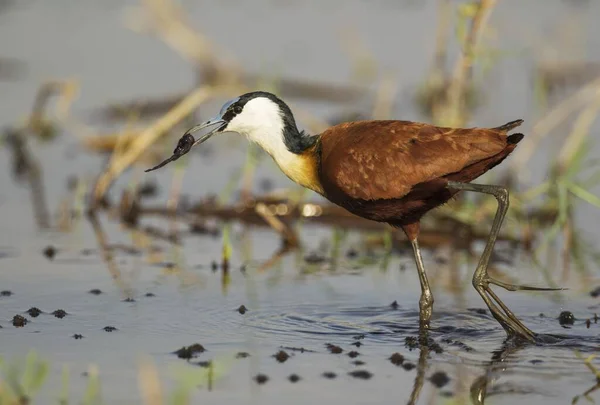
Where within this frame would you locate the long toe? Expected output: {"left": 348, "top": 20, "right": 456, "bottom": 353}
{"left": 489, "top": 278, "right": 566, "bottom": 292}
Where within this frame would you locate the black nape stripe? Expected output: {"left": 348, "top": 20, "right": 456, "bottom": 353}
{"left": 226, "top": 91, "right": 318, "bottom": 154}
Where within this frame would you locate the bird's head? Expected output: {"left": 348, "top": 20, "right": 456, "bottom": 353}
{"left": 186, "top": 91, "right": 315, "bottom": 156}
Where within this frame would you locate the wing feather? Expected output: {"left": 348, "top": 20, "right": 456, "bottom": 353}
{"left": 319, "top": 121, "right": 509, "bottom": 201}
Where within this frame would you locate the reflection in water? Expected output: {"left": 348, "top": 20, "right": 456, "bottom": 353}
{"left": 470, "top": 339, "right": 529, "bottom": 405}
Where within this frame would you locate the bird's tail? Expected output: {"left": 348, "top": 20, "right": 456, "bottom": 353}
{"left": 494, "top": 119, "right": 524, "bottom": 133}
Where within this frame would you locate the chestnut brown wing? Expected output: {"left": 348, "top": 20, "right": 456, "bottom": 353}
{"left": 318, "top": 120, "right": 510, "bottom": 201}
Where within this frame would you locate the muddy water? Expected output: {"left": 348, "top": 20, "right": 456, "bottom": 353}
{"left": 1, "top": 1, "right": 600, "bottom": 404}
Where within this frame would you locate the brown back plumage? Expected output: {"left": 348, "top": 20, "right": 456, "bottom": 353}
{"left": 317, "top": 120, "right": 523, "bottom": 225}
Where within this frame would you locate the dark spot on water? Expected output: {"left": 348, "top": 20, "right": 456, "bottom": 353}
{"left": 238, "top": 305, "right": 248, "bottom": 314}
{"left": 88, "top": 289, "right": 103, "bottom": 295}
{"left": 103, "top": 326, "right": 117, "bottom": 332}
{"left": 236, "top": 352, "right": 250, "bottom": 359}
{"left": 195, "top": 360, "right": 212, "bottom": 368}
{"left": 145, "top": 292, "right": 155, "bottom": 297}
{"left": 402, "top": 362, "right": 416, "bottom": 371}
{"left": 52, "top": 309, "right": 67, "bottom": 319}
{"left": 288, "top": 374, "right": 301, "bottom": 383}
{"left": 351, "top": 341, "right": 362, "bottom": 347}
{"left": 43, "top": 245, "right": 56, "bottom": 260}
{"left": 273, "top": 350, "right": 290, "bottom": 363}
{"left": 348, "top": 370, "right": 372, "bottom": 380}
{"left": 353, "top": 334, "right": 365, "bottom": 340}
{"left": 586, "top": 319, "right": 591, "bottom": 328}
{"left": 174, "top": 343, "right": 206, "bottom": 359}
{"left": 558, "top": 311, "right": 575, "bottom": 326}
{"left": 326, "top": 343, "right": 343, "bottom": 354}
{"left": 12, "top": 314, "right": 27, "bottom": 327}
{"left": 122, "top": 297, "right": 136, "bottom": 303}
{"left": 539, "top": 313, "right": 545, "bottom": 317}
{"left": 254, "top": 374, "right": 269, "bottom": 385}
{"left": 389, "top": 353, "right": 405, "bottom": 366}
{"left": 72, "top": 334, "right": 84, "bottom": 339}
{"left": 239, "top": 264, "right": 246, "bottom": 274}
{"left": 346, "top": 248, "right": 358, "bottom": 259}
{"left": 304, "top": 252, "right": 327, "bottom": 264}
{"left": 595, "top": 313, "right": 598, "bottom": 323}
{"left": 138, "top": 181, "right": 158, "bottom": 198}
{"left": 441, "top": 338, "right": 474, "bottom": 352}
{"left": 405, "top": 336, "right": 418, "bottom": 350}
{"left": 399, "top": 264, "right": 406, "bottom": 272}
{"left": 1, "top": 290, "right": 13, "bottom": 296}
{"left": 348, "top": 351, "right": 360, "bottom": 358}
{"left": 530, "top": 359, "right": 543, "bottom": 365}
{"left": 429, "top": 371, "right": 450, "bottom": 388}
{"left": 590, "top": 286, "right": 600, "bottom": 298}
{"left": 211, "top": 261, "right": 218, "bottom": 272}
{"left": 259, "top": 178, "right": 274, "bottom": 193}
{"left": 467, "top": 308, "right": 487, "bottom": 315}
{"left": 81, "top": 248, "right": 95, "bottom": 256}
{"left": 283, "top": 346, "right": 314, "bottom": 353}
{"left": 440, "top": 391, "right": 454, "bottom": 398}
{"left": 322, "top": 372, "right": 337, "bottom": 379}
{"left": 390, "top": 300, "right": 399, "bottom": 309}
{"left": 352, "top": 360, "right": 366, "bottom": 366}
{"left": 26, "top": 307, "right": 42, "bottom": 317}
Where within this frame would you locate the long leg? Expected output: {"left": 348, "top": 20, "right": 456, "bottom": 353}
{"left": 446, "top": 181, "right": 556, "bottom": 342}
{"left": 402, "top": 223, "right": 434, "bottom": 330}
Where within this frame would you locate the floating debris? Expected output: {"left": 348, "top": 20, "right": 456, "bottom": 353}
{"left": 195, "top": 360, "right": 212, "bottom": 368}
{"left": 26, "top": 307, "right": 42, "bottom": 317}
{"left": 72, "top": 334, "right": 84, "bottom": 339}
{"left": 282, "top": 346, "right": 314, "bottom": 353}
{"left": 389, "top": 353, "right": 405, "bottom": 366}
{"left": 429, "top": 371, "right": 450, "bottom": 388}
{"left": 1, "top": 290, "right": 13, "bottom": 296}
{"left": 467, "top": 308, "right": 487, "bottom": 315}
{"left": 254, "top": 374, "right": 269, "bottom": 385}
{"left": 288, "top": 374, "right": 301, "bottom": 383}
{"left": 88, "top": 289, "right": 103, "bottom": 295}
{"left": 348, "top": 351, "right": 360, "bottom": 358}
{"left": 235, "top": 352, "right": 250, "bottom": 359}
{"left": 273, "top": 350, "right": 290, "bottom": 363}
{"left": 348, "top": 370, "right": 372, "bottom": 380}
{"left": 589, "top": 286, "right": 600, "bottom": 298}
{"left": 122, "top": 297, "right": 136, "bottom": 303}
{"left": 145, "top": 292, "right": 156, "bottom": 297}
{"left": 12, "top": 314, "right": 27, "bottom": 327}
{"left": 174, "top": 343, "right": 206, "bottom": 359}
{"left": 351, "top": 360, "right": 366, "bottom": 366}
{"left": 322, "top": 372, "right": 337, "bottom": 379}
{"left": 558, "top": 311, "right": 575, "bottom": 326}
{"left": 43, "top": 245, "right": 56, "bottom": 260}
{"left": 103, "top": 326, "right": 117, "bottom": 332}
{"left": 52, "top": 309, "right": 67, "bottom": 319}
{"left": 405, "top": 336, "right": 418, "bottom": 350}
{"left": 238, "top": 305, "right": 248, "bottom": 315}
{"left": 402, "top": 362, "right": 416, "bottom": 371}
{"left": 326, "top": 343, "right": 343, "bottom": 354}
{"left": 351, "top": 341, "right": 362, "bottom": 347}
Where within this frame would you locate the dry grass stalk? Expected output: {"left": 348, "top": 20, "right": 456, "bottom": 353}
{"left": 444, "top": 0, "right": 497, "bottom": 127}
{"left": 512, "top": 74, "right": 600, "bottom": 174}
{"left": 138, "top": 357, "right": 163, "bottom": 405}
{"left": 91, "top": 85, "right": 241, "bottom": 206}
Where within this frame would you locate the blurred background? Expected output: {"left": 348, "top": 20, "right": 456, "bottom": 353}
{"left": 1, "top": 1, "right": 600, "bottom": 404}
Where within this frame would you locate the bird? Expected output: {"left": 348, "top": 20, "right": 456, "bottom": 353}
{"left": 147, "top": 91, "right": 558, "bottom": 342}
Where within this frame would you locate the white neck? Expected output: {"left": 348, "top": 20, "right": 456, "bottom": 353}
{"left": 223, "top": 97, "right": 320, "bottom": 192}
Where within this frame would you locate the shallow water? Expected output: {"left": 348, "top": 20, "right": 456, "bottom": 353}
{"left": 1, "top": 1, "right": 600, "bottom": 404}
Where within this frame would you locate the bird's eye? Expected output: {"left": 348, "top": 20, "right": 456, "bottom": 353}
{"left": 234, "top": 105, "right": 243, "bottom": 114}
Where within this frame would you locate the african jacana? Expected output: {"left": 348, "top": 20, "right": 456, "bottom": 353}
{"left": 147, "top": 91, "right": 557, "bottom": 342}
